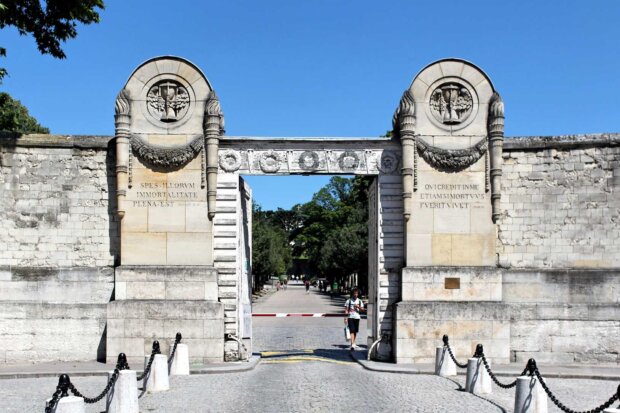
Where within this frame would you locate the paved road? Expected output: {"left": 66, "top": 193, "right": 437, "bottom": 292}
{"left": 2, "top": 287, "right": 618, "bottom": 412}
{"left": 252, "top": 284, "right": 367, "bottom": 352}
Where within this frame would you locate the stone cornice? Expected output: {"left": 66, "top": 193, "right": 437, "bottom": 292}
{"left": 2, "top": 132, "right": 619, "bottom": 151}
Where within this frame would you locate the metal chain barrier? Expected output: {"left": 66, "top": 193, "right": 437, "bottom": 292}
{"left": 44, "top": 374, "right": 70, "bottom": 413}
{"left": 45, "top": 353, "right": 130, "bottom": 411}
{"left": 137, "top": 340, "right": 161, "bottom": 381}
{"left": 475, "top": 344, "right": 529, "bottom": 389}
{"left": 442, "top": 335, "right": 468, "bottom": 368}
{"left": 168, "top": 333, "right": 182, "bottom": 363}
{"left": 528, "top": 359, "right": 620, "bottom": 413}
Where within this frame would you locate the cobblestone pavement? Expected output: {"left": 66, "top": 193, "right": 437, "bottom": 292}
{"left": 3, "top": 364, "right": 618, "bottom": 412}
{"left": 3, "top": 288, "right": 618, "bottom": 412}
{"left": 252, "top": 285, "right": 367, "bottom": 351}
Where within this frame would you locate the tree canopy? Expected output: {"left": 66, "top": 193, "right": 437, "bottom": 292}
{"left": 0, "top": 92, "right": 49, "bottom": 133}
{"left": 252, "top": 176, "right": 371, "bottom": 291}
{"left": 0, "top": 0, "right": 104, "bottom": 81}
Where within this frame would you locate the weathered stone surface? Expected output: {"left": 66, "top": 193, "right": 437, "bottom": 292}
{"left": 106, "top": 300, "right": 223, "bottom": 364}
{"left": 499, "top": 143, "right": 620, "bottom": 268}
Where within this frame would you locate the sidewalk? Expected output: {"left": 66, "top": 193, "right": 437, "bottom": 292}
{"left": 351, "top": 352, "right": 620, "bottom": 380}
{"left": 0, "top": 355, "right": 261, "bottom": 379}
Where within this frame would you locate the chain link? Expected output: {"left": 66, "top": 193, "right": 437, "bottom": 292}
{"left": 137, "top": 340, "right": 161, "bottom": 381}
{"left": 442, "top": 335, "right": 468, "bottom": 368}
{"left": 69, "top": 369, "right": 119, "bottom": 404}
{"left": 531, "top": 361, "right": 620, "bottom": 413}
{"left": 479, "top": 350, "right": 528, "bottom": 389}
{"left": 44, "top": 388, "right": 63, "bottom": 413}
{"left": 168, "top": 333, "right": 182, "bottom": 364}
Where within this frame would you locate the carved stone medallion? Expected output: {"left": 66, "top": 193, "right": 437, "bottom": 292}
{"left": 429, "top": 82, "right": 473, "bottom": 125}
{"left": 378, "top": 151, "right": 400, "bottom": 174}
{"left": 259, "top": 151, "right": 281, "bottom": 173}
{"left": 338, "top": 151, "right": 360, "bottom": 170}
{"left": 298, "top": 151, "right": 320, "bottom": 170}
{"left": 219, "top": 150, "right": 242, "bottom": 172}
{"left": 147, "top": 80, "right": 190, "bottom": 123}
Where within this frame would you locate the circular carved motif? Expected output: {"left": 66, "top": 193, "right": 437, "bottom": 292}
{"left": 219, "top": 150, "right": 242, "bottom": 172}
{"left": 429, "top": 82, "right": 474, "bottom": 126}
{"left": 298, "top": 151, "right": 320, "bottom": 170}
{"left": 146, "top": 80, "right": 190, "bottom": 123}
{"left": 338, "top": 151, "right": 360, "bottom": 170}
{"left": 260, "top": 151, "right": 281, "bottom": 173}
{"left": 378, "top": 151, "right": 400, "bottom": 174}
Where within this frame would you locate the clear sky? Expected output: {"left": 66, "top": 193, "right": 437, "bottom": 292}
{"left": 2, "top": 1, "right": 619, "bottom": 209}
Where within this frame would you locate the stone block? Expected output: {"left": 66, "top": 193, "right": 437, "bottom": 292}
{"left": 121, "top": 233, "right": 167, "bottom": 266}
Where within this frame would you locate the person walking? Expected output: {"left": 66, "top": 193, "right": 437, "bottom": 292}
{"left": 344, "top": 288, "right": 364, "bottom": 350}
{"left": 304, "top": 279, "right": 310, "bottom": 294}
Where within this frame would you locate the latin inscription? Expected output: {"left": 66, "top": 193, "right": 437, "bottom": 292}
{"left": 419, "top": 184, "right": 484, "bottom": 209}
{"left": 131, "top": 181, "right": 200, "bottom": 207}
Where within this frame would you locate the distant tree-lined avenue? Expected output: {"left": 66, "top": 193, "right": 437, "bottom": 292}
{"left": 252, "top": 176, "right": 370, "bottom": 292}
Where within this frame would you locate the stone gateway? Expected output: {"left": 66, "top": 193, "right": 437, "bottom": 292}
{"left": 0, "top": 56, "right": 617, "bottom": 366}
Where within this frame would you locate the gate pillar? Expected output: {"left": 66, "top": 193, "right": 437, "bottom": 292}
{"left": 393, "top": 59, "right": 506, "bottom": 363}
{"left": 108, "top": 56, "right": 224, "bottom": 364}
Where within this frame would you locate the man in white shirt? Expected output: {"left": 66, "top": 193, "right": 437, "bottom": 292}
{"left": 344, "top": 288, "right": 364, "bottom": 350}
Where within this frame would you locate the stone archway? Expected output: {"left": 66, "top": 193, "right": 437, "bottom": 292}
{"left": 214, "top": 137, "right": 404, "bottom": 359}
{"left": 109, "top": 56, "right": 504, "bottom": 364}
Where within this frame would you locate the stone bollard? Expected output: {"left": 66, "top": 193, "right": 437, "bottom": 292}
{"left": 169, "top": 343, "right": 190, "bottom": 376}
{"left": 45, "top": 396, "right": 85, "bottom": 413}
{"left": 465, "top": 357, "right": 492, "bottom": 394}
{"left": 434, "top": 346, "right": 456, "bottom": 377}
{"left": 144, "top": 354, "right": 170, "bottom": 392}
{"left": 514, "top": 375, "right": 547, "bottom": 413}
{"left": 106, "top": 369, "right": 139, "bottom": 413}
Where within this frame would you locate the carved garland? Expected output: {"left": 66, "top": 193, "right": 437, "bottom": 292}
{"left": 415, "top": 137, "right": 487, "bottom": 172}
{"left": 130, "top": 134, "right": 204, "bottom": 169}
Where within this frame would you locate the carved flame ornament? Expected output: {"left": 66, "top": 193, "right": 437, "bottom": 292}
{"left": 130, "top": 135, "right": 203, "bottom": 169}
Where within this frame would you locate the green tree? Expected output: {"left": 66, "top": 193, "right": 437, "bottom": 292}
{"left": 0, "top": 92, "right": 48, "bottom": 133}
{"left": 252, "top": 204, "right": 292, "bottom": 291}
{"left": 0, "top": 0, "right": 105, "bottom": 81}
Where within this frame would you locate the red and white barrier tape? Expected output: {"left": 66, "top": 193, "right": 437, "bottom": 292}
{"left": 252, "top": 313, "right": 366, "bottom": 318}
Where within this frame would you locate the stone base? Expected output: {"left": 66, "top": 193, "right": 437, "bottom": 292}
{"left": 114, "top": 266, "right": 218, "bottom": 301}
{"left": 394, "top": 299, "right": 620, "bottom": 365}
{"left": 106, "top": 300, "right": 224, "bottom": 364}
{"left": 394, "top": 301, "right": 511, "bottom": 364}
{"left": 402, "top": 266, "right": 502, "bottom": 302}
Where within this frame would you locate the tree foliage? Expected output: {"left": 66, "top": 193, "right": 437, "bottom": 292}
{"left": 0, "top": 0, "right": 105, "bottom": 81}
{"left": 252, "top": 204, "right": 293, "bottom": 290}
{"left": 252, "top": 176, "right": 371, "bottom": 291}
{"left": 0, "top": 92, "right": 48, "bottom": 133}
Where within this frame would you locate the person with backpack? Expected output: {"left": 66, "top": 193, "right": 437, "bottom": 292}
{"left": 344, "top": 288, "right": 364, "bottom": 350}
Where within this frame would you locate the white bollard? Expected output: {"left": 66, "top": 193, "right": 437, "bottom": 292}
{"left": 435, "top": 346, "right": 457, "bottom": 377}
{"left": 144, "top": 354, "right": 169, "bottom": 392}
{"left": 514, "top": 375, "right": 548, "bottom": 413}
{"left": 45, "top": 396, "right": 85, "bottom": 413}
{"left": 465, "top": 357, "right": 492, "bottom": 394}
{"left": 106, "top": 369, "right": 139, "bottom": 413}
{"left": 169, "top": 343, "right": 190, "bottom": 376}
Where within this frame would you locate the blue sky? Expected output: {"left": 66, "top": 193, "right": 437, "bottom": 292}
{"left": 2, "top": 1, "right": 619, "bottom": 209}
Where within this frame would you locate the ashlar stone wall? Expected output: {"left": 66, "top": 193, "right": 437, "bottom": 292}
{"left": 0, "top": 134, "right": 116, "bottom": 363}
{"left": 0, "top": 135, "right": 118, "bottom": 268}
{"left": 499, "top": 134, "right": 620, "bottom": 268}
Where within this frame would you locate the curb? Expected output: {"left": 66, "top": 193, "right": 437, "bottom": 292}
{"left": 0, "top": 354, "right": 261, "bottom": 380}
{"left": 191, "top": 354, "right": 261, "bottom": 374}
{"left": 351, "top": 353, "right": 620, "bottom": 381}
